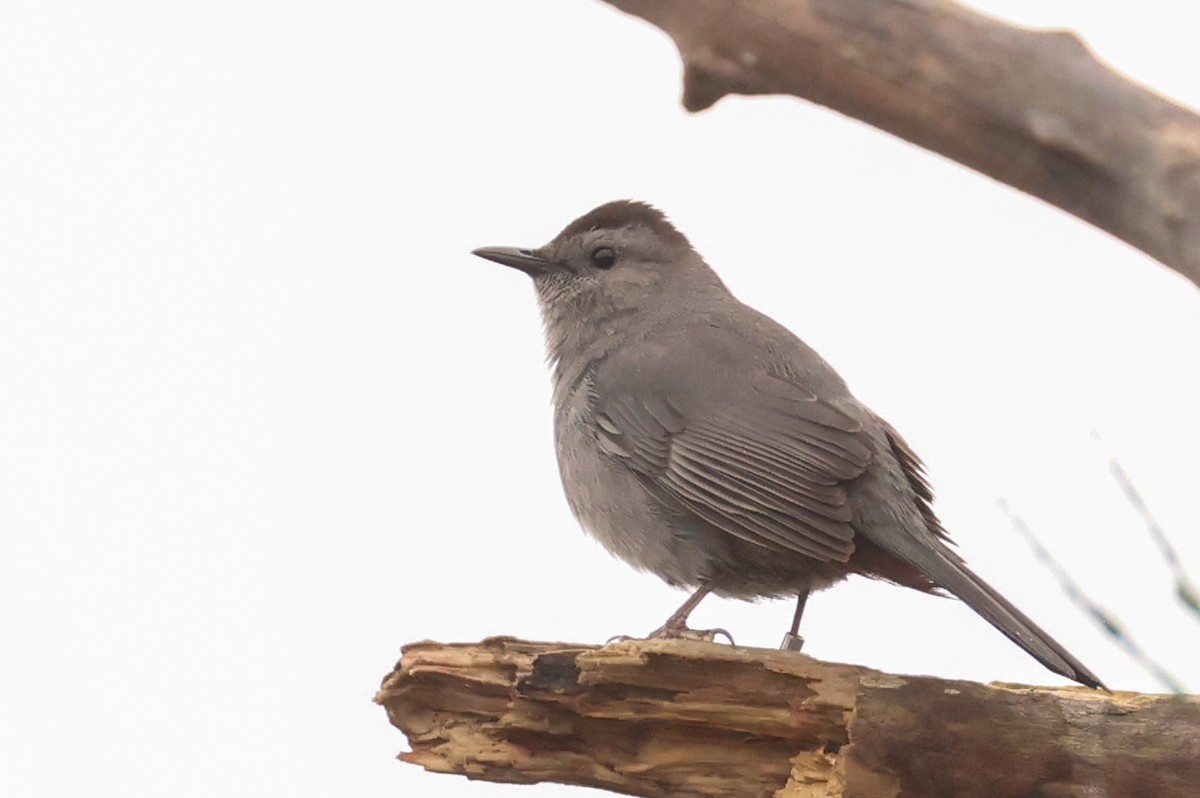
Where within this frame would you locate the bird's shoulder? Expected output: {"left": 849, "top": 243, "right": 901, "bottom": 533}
{"left": 595, "top": 302, "right": 855, "bottom": 413}
{"left": 590, "top": 307, "right": 875, "bottom": 477}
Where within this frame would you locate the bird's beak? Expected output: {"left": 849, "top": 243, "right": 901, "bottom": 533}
{"left": 471, "top": 246, "right": 557, "bottom": 277}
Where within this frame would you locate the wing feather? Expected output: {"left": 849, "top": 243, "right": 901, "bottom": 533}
{"left": 664, "top": 462, "right": 853, "bottom": 560}
{"left": 593, "top": 366, "right": 874, "bottom": 562}
{"left": 677, "top": 429, "right": 849, "bottom": 514}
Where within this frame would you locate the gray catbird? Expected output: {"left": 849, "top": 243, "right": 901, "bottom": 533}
{"left": 473, "top": 200, "right": 1104, "bottom": 689}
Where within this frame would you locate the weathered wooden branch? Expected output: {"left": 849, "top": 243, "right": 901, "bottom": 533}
{"left": 377, "top": 637, "right": 1200, "bottom": 798}
{"left": 599, "top": 0, "right": 1200, "bottom": 290}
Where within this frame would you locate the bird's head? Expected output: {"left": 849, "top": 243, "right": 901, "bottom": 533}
{"left": 473, "top": 200, "right": 727, "bottom": 365}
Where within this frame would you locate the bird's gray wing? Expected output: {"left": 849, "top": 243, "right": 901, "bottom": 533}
{"left": 593, "top": 362, "right": 873, "bottom": 562}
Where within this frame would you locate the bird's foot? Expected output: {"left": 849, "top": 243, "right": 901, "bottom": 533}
{"left": 648, "top": 621, "right": 735, "bottom": 645}
{"left": 674, "top": 626, "right": 736, "bottom": 644}
{"left": 605, "top": 625, "right": 735, "bottom": 646}
{"left": 780, "top": 632, "right": 805, "bottom": 652}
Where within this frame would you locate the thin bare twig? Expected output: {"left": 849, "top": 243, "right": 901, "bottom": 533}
{"left": 1092, "top": 430, "right": 1200, "bottom": 621}
{"left": 996, "top": 498, "right": 1186, "bottom": 694}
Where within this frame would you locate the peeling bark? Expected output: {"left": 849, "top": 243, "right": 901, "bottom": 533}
{"left": 378, "top": 637, "right": 1200, "bottom": 797}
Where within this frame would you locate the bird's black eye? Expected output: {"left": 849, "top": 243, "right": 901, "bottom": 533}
{"left": 590, "top": 246, "right": 617, "bottom": 269}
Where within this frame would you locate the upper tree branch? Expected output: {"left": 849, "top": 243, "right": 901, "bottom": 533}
{"left": 378, "top": 637, "right": 1200, "bottom": 798}
{"left": 601, "top": 0, "right": 1200, "bottom": 289}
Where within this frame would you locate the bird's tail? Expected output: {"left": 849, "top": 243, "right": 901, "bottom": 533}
{"left": 870, "top": 424, "right": 1104, "bottom": 687}
{"left": 920, "top": 548, "right": 1106, "bottom": 689}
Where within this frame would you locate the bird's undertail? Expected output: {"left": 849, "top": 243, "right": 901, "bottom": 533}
{"left": 921, "top": 550, "right": 1106, "bottom": 689}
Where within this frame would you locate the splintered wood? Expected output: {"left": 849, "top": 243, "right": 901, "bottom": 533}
{"left": 376, "top": 638, "right": 1199, "bottom": 798}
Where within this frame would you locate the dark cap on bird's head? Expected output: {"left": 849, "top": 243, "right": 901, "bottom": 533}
{"left": 550, "top": 200, "right": 692, "bottom": 250}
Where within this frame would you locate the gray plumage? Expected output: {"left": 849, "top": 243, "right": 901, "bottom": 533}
{"left": 472, "top": 199, "right": 1104, "bottom": 689}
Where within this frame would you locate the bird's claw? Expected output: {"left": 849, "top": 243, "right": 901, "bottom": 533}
{"left": 673, "top": 626, "right": 735, "bottom": 645}
{"left": 605, "top": 626, "right": 736, "bottom": 646}
{"left": 649, "top": 623, "right": 735, "bottom": 645}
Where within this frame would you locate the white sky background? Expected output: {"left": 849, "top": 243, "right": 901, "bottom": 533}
{"left": 2, "top": 1, "right": 1198, "bottom": 796}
